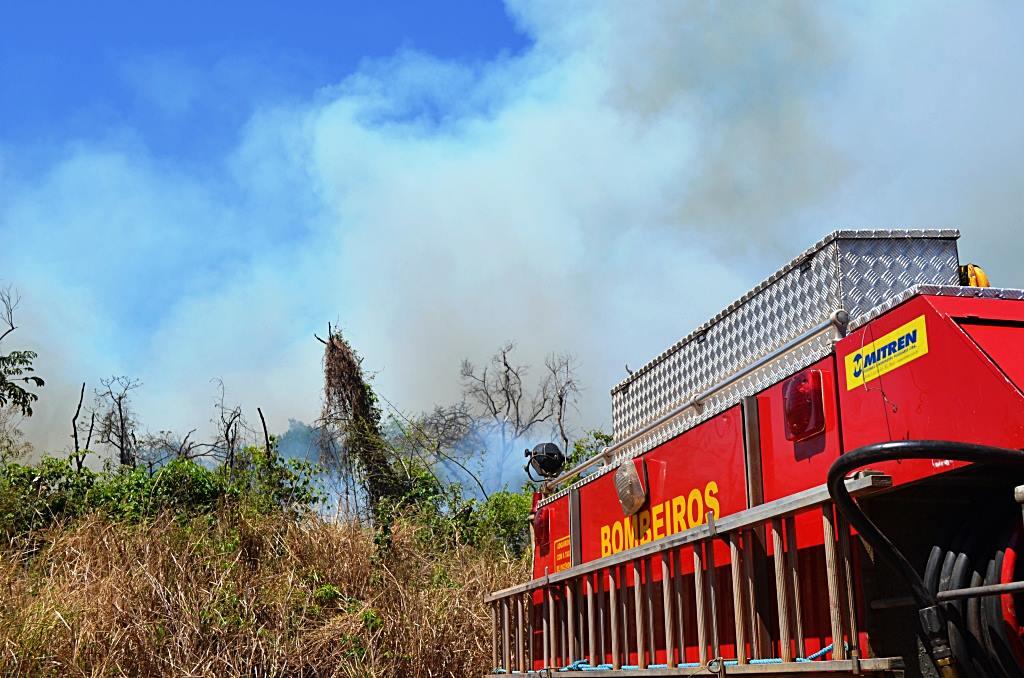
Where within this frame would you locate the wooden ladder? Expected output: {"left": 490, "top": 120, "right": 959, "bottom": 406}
{"left": 486, "top": 474, "right": 903, "bottom": 675}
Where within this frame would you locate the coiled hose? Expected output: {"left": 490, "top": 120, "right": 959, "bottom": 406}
{"left": 827, "top": 440, "right": 1024, "bottom": 678}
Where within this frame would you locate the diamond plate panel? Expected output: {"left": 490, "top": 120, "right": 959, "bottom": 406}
{"left": 838, "top": 237, "right": 960, "bottom": 317}
{"left": 611, "top": 231, "right": 959, "bottom": 443}
{"left": 610, "top": 241, "right": 841, "bottom": 440}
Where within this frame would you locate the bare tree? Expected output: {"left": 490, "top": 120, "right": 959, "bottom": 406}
{"left": 257, "top": 407, "right": 274, "bottom": 462}
{"left": 139, "top": 380, "right": 254, "bottom": 472}
{"left": 0, "top": 286, "right": 18, "bottom": 346}
{"left": 70, "top": 382, "right": 96, "bottom": 471}
{"left": 545, "top": 353, "right": 579, "bottom": 454}
{"left": 380, "top": 397, "right": 488, "bottom": 498}
{"left": 135, "top": 428, "right": 204, "bottom": 472}
{"left": 311, "top": 330, "right": 582, "bottom": 512}
{"left": 211, "top": 379, "right": 248, "bottom": 469}
{"left": 126, "top": 381, "right": 258, "bottom": 473}
{"left": 460, "top": 343, "right": 580, "bottom": 483}
{"left": 95, "top": 376, "right": 141, "bottom": 467}
{"left": 373, "top": 344, "right": 582, "bottom": 497}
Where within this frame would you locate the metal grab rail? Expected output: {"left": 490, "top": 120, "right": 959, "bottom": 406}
{"left": 486, "top": 474, "right": 891, "bottom": 674}
{"left": 541, "top": 311, "right": 849, "bottom": 494}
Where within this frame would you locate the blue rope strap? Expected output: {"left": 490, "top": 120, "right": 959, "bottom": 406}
{"left": 536, "top": 642, "right": 843, "bottom": 673}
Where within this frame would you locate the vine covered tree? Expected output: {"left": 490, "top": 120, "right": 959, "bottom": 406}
{"left": 317, "top": 325, "right": 402, "bottom": 517}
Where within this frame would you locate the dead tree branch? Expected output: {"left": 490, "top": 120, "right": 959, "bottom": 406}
{"left": 0, "top": 286, "right": 18, "bottom": 345}
{"left": 258, "top": 406, "right": 273, "bottom": 462}
{"left": 460, "top": 343, "right": 579, "bottom": 454}
{"left": 96, "top": 376, "right": 141, "bottom": 467}
{"left": 71, "top": 382, "right": 86, "bottom": 471}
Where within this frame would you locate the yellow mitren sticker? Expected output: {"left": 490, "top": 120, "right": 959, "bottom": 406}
{"left": 845, "top": 315, "right": 929, "bottom": 390}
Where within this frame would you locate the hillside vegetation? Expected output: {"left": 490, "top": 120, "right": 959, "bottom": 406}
{"left": 0, "top": 294, "right": 591, "bottom": 677}
{"left": 0, "top": 454, "right": 529, "bottom": 677}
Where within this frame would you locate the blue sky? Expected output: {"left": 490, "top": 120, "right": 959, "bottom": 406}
{"left": 2, "top": 0, "right": 527, "bottom": 339}
{"left": 3, "top": 2, "right": 1024, "bottom": 471}
{"left": 1, "top": 0, "right": 535, "bottom": 453}
{"left": 1, "top": 1, "right": 526, "bottom": 165}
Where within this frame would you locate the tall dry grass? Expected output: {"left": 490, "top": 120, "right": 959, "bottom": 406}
{"left": 0, "top": 511, "right": 527, "bottom": 677}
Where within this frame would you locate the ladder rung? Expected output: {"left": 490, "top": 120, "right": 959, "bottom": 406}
{"left": 822, "top": 504, "right": 847, "bottom": 660}
{"left": 567, "top": 580, "right": 577, "bottom": 663}
{"left": 730, "top": 533, "right": 747, "bottom": 664}
{"left": 785, "top": 516, "right": 806, "bottom": 656}
{"left": 501, "top": 597, "right": 511, "bottom": 671}
{"left": 609, "top": 567, "right": 621, "bottom": 669}
{"left": 675, "top": 547, "right": 687, "bottom": 664}
{"left": 586, "top": 575, "right": 597, "bottom": 666}
{"left": 516, "top": 594, "right": 526, "bottom": 672}
{"left": 492, "top": 602, "right": 499, "bottom": 670}
{"left": 661, "top": 553, "right": 675, "bottom": 667}
{"left": 633, "top": 559, "right": 646, "bottom": 668}
{"left": 838, "top": 513, "right": 860, "bottom": 658}
{"left": 705, "top": 534, "right": 720, "bottom": 658}
{"left": 693, "top": 542, "right": 708, "bottom": 664}
{"left": 771, "top": 518, "right": 792, "bottom": 662}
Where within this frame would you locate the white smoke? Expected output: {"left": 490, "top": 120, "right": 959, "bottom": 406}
{"left": 3, "top": 2, "right": 1024, "bottom": 457}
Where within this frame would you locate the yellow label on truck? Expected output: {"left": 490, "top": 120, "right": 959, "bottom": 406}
{"left": 553, "top": 536, "right": 572, "bottom": 572}
{"left": 845, "top": 315, "right": 929, "bottom": 390}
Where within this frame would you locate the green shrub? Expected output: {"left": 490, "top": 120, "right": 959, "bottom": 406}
{"left": 312, "top": 583, "right": 342, "bottom": 606}
{"left": 0, "top": 447, "right": 323, "bottom": 538}
{"left": 467, "top": 489, "right": 532, "bottom": 556}
{"left": 373, "top": 459, "right": 533, "bottom": 557}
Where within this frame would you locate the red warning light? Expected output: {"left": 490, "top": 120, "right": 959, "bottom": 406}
{"left": 532, "top": 507, "right": 549, "bottom": 545}
{"left": 783, "top": 369, "right": 825, "bottom": 441}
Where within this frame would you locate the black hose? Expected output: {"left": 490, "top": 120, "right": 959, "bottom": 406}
{"left": 948, "top": 551, "right": 982, "bottom": 678}
{"left": 828, "top": 440, "right": 1024, "bottom": 676}
{"left": 828, "top": 440, "right": 1024, "bottom": 611}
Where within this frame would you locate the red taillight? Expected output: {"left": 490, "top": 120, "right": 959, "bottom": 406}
{"left": 782, "top": 369, "right": 825, "bottom": 441}
{"left": 533, "top": 507, "right": 549, "bottom": 544}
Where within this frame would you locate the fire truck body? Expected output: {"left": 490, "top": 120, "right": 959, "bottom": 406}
{"left": 487, "top": 230, "right": 1024, "bottom": 676}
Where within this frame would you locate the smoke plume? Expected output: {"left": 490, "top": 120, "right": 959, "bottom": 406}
{"left": 2, "top": 2, "right": 1024, "bottom": 458}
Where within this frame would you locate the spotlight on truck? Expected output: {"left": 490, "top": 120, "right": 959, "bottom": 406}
{"left": 524, "top": 442, "right": 565, "bottom": 481}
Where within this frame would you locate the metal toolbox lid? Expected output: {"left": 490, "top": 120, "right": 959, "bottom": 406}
{"left": 610, "top": 229, "right": 960, "bottom": 442}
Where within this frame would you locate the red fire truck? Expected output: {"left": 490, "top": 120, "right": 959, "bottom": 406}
{"left": 486, "top": 230, "right": 1024, "bottom": 677}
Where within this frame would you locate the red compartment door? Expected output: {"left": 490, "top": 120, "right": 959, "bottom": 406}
{"left": 959, "top": 320, "right": 1024, "bottom": 393}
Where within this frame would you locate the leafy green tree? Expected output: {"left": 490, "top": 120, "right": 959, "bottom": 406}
{"left": 468, "top": 489, "right": 533, "bottom": 556}
{"left": 567, "top": 429, "right": 613, "bottom": 468}
{"left": 0, "top": 406, "right": 32, "bottom": 462}
{"left": 0, "top": 287, "right": 43, "bottom": 417}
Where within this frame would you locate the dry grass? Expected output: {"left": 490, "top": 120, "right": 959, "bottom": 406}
{"left": 0, "top": 511, "right": 527, "bottom": 677}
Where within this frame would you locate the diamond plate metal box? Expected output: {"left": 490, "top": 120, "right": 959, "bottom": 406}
{"left": 610, "top": 230, "right": 960, "bottom": 443}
